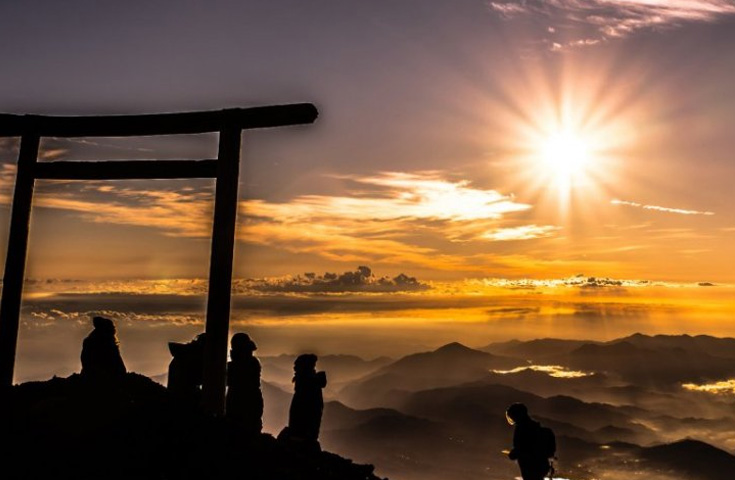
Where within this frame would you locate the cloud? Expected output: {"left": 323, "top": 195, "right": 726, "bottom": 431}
{"left": 481, "top": 224, "right": 561, "bottom": 241}
{"left": 249, "top": 172, "right": 531, "bottom": 222}
{"left": 683, "top": 379, "right": 735, "bottom": 395}
{"left": 21, "top": 272, "right": 676, "bottom": 299}
{"left": 469, "top": 273, "right": 664, "bottom": 289}
{"left": 487, "top": 1, "right": 531, "bottom": 18}
{"left": 612, "top": 199, "right": 715, "bottom": 216}
{"left": 17, "top": 266, "right": 431, "bottom": 300}
{"left": 27, "top": 308, "right": 202, "bottom": 326}
{"left": 0, "top": 169, "right": 558, "bottom": 272}
{"left": 487, "top": 0, "right": 735, "bottom": 48}
{"left": 240, "top": 171, "right": 540, "bottom": 270}
{"left": 0, "top": 163, "right": 16, "bottom": 203}
{"left": 33, "top": 184, "right": 214, "bottom": 237}
{"left": 242, "top": 266, "right": 430, "bottom": 293}
{"left": 1, "top": 137, "right": 69, "bottom": 161}
{"left": 493, "top": 364, "right": 592, "bottom": 378}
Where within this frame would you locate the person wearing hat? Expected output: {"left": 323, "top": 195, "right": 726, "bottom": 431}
{"left": 226, "top": 333, "right": 263, "bottom": 434}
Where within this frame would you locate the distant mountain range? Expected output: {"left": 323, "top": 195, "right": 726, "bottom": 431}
{"left": 261, "top": 353, "right": 393, "bottom": 390}
{"left": 320, "top": 333, "right": 735, "bottom": 480}
{"left": 482, "top": 333, "right": 735, "bottom": 386}
{"left": 339, "top": 342, "right": 519, "bottom": 409}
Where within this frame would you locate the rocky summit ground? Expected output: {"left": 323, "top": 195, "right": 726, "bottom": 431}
{"left": 1, "top": 373, "right": 384, "bottom": 480}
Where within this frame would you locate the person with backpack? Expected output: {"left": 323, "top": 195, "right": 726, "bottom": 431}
{"left": 505, "top": 403, "right": 556, "bottom": 480}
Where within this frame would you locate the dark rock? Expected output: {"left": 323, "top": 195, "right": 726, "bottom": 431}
{"left": 2, "top": 373, "right": 385, "bottom": 480}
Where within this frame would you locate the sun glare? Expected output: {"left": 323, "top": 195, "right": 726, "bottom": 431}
{"left": 511, "top": 112, "right": 620, "bottom": 219}
{"left": 493, "top": 65, "right": 636, "bottom": 221}
{"left": 539, "top": 129, "right": 592, "bottom": 189}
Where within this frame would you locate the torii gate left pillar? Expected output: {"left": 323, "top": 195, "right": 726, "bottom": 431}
{"left": 0, "top": 104, "right": 318, "bottom": 416}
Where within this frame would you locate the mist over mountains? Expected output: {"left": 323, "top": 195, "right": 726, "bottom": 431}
{"left": 257, "top": 333, "right": 735, "bottom": 480}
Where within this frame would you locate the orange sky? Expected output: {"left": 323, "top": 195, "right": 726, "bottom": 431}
{"left": 2, "top": 1, "right": 735, "bottom": 380}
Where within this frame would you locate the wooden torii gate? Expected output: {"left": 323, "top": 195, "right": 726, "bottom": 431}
{"left": 0, "top": 104, "right": 318, "bottom": 415}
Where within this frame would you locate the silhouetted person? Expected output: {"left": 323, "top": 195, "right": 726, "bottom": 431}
{"left": 226, "top": 333, "right": 263, "bottom": 434}
{"left": 80, "top": 316, "right": 126, "bottom": 382}
{"left": 505, "top": 403, "right": 554, "bottom": 480}
{"left": 167, "top": 333, "right": 207, "bottom": 407}
{"left": 285, "top": 354, "right": 327, "bottom": 443}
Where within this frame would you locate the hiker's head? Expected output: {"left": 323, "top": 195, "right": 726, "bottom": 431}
{"left": 506, "top": 403, "right": 529, "bottom": 425}
{"left": 230, "top": 333, "right": 257, "bottom": 360}
{"left": 294, "top": 353, "right": 318, "bottom": 374}
{"left": 92, "top": 316, "right": 116, "bottom": 335}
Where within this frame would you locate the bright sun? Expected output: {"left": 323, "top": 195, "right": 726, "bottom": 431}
{"left": 538, "top": 129, "right": 592, "bottom": 190}
{"left": 498, "top": 71, "right": 632, "bottom": 219}
{"left": 515, "top": 122, "right": 611, "bottom": 216}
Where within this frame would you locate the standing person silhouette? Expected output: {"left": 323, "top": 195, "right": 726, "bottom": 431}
{"left": 167, "top": 333, "right": 207, "bottom": 408}
{"left": 226, "top": 333, "right": 263, "bottom": 434}
{"left": 505, "top": 403, "right": 553, "bottom": 480}
{"left": 287, "top": 354, "right": 327, "bottom": 443}
{"left": 80, "top": 316, "right": 126, "bottom": 383}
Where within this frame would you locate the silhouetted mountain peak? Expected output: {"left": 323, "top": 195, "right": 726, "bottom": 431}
{"left": 624, "top": 332, "right": 649, "bottom": 341}
{"left": 641, "top": 439, "right": 735, "bottom": 480}
{"left": 391, "top": 343, "right": 495, "bottom": 367}
{"left": 434, "top": 342, "right": 475, "bottom": 354}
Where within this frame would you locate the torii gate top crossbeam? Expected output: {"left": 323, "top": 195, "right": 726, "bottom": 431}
{"left": 0, "top": 104, "right": 318, "bottom": 417}
{"left": 0, "top": 103, "right": 318, "bottom": 137}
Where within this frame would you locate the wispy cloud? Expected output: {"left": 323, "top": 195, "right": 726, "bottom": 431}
{"left": 493, "top": 364, "right": 592, "bottom": 378}
{"left": 488, "top": 0, "right": 735, "bottom": 48}
{"left": 0, "top": 164, "right": 16, "bottom": 203}
{"left": 481, "top": 224, "right": 561, "bottom": 241}
{"left": 0, "top": 170, "right": 553, "bottom": 272}
{"left": 35, "top": 186, "right": 214, "bottom": 237}
{"left": 240, "top": 172, "right": 544, "bottom": 270}
{"left": 611, "top": 199, "right": 715, "bottom": 216}
{"left": 683, "top": 379, "right": 735, "bottom": 395}
{"left": 469, "top": 273, "right": 664, "bottom": 289}
{"left": 249, "top": 172, "right": 530, "bottom": 222}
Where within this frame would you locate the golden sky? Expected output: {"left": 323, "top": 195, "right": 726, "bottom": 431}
{"left": 2, "top": 1, "right": 735, "bottom": 379}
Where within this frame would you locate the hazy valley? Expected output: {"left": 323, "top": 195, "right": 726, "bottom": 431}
{"left": 256, "top": 333, "right": 735, "bottom": 480}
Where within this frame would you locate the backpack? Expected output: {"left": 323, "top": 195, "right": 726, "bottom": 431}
{"left": 537, "top": 425, "right": 556, "bottom": 459}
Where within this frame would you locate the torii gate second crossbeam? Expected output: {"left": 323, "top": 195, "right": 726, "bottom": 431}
{"left": 0, "top": 104, "right": 319, "bottom": 416}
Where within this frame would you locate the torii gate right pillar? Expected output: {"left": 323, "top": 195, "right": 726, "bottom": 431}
{"left": 201, "top": 123, "right": 242, "bottom": 415}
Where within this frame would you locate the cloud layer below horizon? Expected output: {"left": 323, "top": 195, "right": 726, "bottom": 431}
{"left": 12, "top": 270, "right": 735, "bottom": 383}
